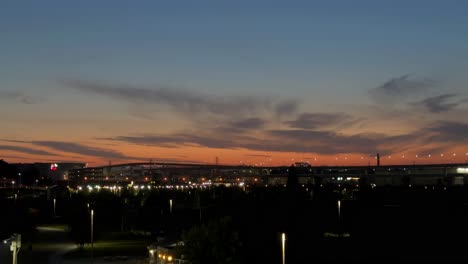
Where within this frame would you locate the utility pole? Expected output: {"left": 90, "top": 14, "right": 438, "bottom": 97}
{"left": 213, "top": 156, "right": 219, "bottom": 179}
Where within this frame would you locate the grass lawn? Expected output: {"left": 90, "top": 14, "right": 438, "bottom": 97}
{"left": 39, "top": 223, "right": 69, "bottom": 230}
{"left": 64, "top": 233, "right": 151, "bottom": 259}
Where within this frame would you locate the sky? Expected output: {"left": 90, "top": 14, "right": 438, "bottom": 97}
{"left": 1, "top": 0, "right": 468, "bottom": 166}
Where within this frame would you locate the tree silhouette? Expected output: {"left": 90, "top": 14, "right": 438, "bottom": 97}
{"left": 179, "top": 216, "right": 241, "bottom": 264}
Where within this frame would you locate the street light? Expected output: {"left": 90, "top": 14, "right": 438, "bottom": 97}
{"left": 53, "top": 198, "right": 56, "bottom": 217}
{"left": 91, "top": 209, "right": 94, "bottom": 262}
{"left": 169, "top": 199, "right": 173, "bottom": 214}
{"left": 338, "top": 200, "right": 341, "bottom": 221}
{"left": 281, "top": 233, "right": 286, "bottom": 264}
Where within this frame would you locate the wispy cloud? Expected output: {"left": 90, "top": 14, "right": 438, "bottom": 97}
{"left": 230, "top": 118, "right": 267, "bottom": 129}
{"left": 376, "top": 121, "right": 468, "bottom": 153}
{"left": 0, "top": 140, "right": 196, "bottom": 164}
{"left": 424, "top": 121, "right": 468, "bottom": 143}
{"left": 369, "top": 74, "right": 437, "bottom": 103}
{"left": 31, "top": 141, "right": 134, "bottom": 160}
{"left": 0, "top": 144, "right": 57, "bottom": 156}
{"left": 212, "top": 117, "right": 268, "bottom": 134}
{"left": 284, "top": 112, "right": 351, "bottom": 130}
{"left": 245, "top": 154, "right": 272, "bottom": 158}
{"left": 0, "top": 154, "right": 35, "bottom": 161}
{"left": 1, "top": 139, "right": 30, "bottom": 144}
{"left": 105, "top": 118, "right": 468, "bottom": 156}
{"left": 3, "top": 76, "right": 462, "bottom": 162}
{"left": 63, "top": 80, "right": 299, "bottom": 118}
{"left": 107, "top": 130, "right": 383, "bottom": 155}
{"left": 114, "top": 133, "right": 250, "bottom": 150}
{"left": 28, "top": 140, "right": 192, "bottom": 162}
{"left": 417, "top": 94, "right": 464, "bottom": 113}
{"left": 0, "top": 91, "right": 37, "bottom": 104}
{"left": 265, "top": 129, "right": 382, "bottom": 154}
{"left": 275, "top": 100, "right": 299, "bottom": 117}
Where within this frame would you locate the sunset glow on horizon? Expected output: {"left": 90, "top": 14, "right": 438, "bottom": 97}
{"left": 1, "top": 1, "right": 467, "bottom": 167}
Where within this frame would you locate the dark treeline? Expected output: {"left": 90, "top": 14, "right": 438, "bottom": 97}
{"left": 0, "top": 160, "right": 54, "bottom": 186}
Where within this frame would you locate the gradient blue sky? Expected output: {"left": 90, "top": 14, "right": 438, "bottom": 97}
{"left": 1, "top": 1, "right": 468, "bottom": 166}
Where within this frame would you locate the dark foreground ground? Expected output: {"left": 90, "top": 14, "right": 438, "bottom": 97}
{"left": 3, "top": 185, "right": 468, "bottom": 263}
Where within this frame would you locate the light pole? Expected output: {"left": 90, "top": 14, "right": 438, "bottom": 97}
{"left": 337, "top": 200, "right": 341, "bottom": 222}
{"left": 53, "top": 198, "right": 56, "bottom": 217}
{"left": 91, "top": 209, "right": 94, "bottom": 262}
{"left": 281, "top": 233, "right": 286, "bottom": 264}
{"left": 169, "top": 199, "right": 173, "bottom": 214}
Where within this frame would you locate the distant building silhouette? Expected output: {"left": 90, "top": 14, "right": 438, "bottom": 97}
{"left": 0, "top": 159, "right": 17, "bottom": 179}
{"left": 287, "top": 164, "right": 299, "bottom": 190}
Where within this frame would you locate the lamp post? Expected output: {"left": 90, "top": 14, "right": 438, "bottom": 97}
{"left": 337, "top": 200, "right": 341, "bottom": 222}
{"left": 53, "top": 198, "right": 56, "bottom": 217}
{"left": 169, "top": 199, "right": 173, "bottom": 214}
{"left": 91, "top": 209, "right": 94, "bottom": 262}
{"left": 281, "top": 233, "right": 286, "bottom": 264}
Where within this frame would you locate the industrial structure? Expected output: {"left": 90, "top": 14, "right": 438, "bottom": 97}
{"left": 66, "top": 161, "right": 468, "bottom": 187}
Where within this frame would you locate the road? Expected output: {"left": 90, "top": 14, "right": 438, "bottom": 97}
{"left": 0, "top": 226, "right": 76, "bottom": 264}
